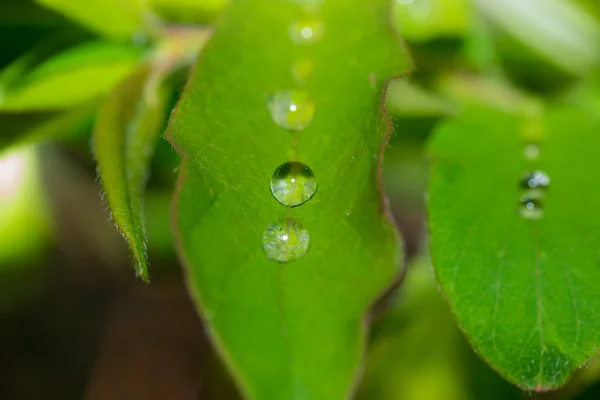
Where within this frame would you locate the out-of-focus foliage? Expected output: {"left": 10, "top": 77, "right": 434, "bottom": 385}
{"left": 2, "top": 0, "right": 600, "bottom": 399}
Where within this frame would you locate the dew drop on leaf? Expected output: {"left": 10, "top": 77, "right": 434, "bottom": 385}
{"left": 519, "top": 191, "right": 544, "bottom": 220}
{"left": 289, "top": 20, "right": 324, "bottom": 45}
{"left": 262, "top": 219, "right": 310, "bottom": 263}
{"left": 270, "top": 161, "right": 317, "bottom": 207}
{"left": 266, "top": 90, "right": 315, "bottom": 131}
{"left": 524, "top": 143, "right": 540, "bottom": 160}
{"left": 520, "top": 170, "right": 550, "bottom": 190}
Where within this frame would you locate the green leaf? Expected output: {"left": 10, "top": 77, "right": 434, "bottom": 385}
{"left": 0, "top": 40, "right": 141, "bottom": 111}
{"left": 0, "top": 146, "right": 52, "bottom": 266}
{"left": 475, "top": 0, "right": 600, "bottom": 75}
{"left": 393, "top": 0, "right": 469, "bottom": 42}
{"left": 385, "top": 78, "right": 455, "bottom": 117}
{"left": 35, "top": 0, "right": 151, "bottom": 40}
{"left": 357, "top": 257, "right": 522, "bottom": 400}
{"left": 94, "top": 64, "right": 169, "bottom": 282}
{"left": 0, "top": 107, "right": 95, "bottom": 153}
{"left": 166, "top": 1, "right": 411, "bottom": 398}
{"left": 436, "top": 73, "right": 537, "bottom": 114}
{"left": 428, "top": 105, "right": 600, "bottom": 391}
{"left": 149, "top": 0, "right": 227, "bottom": 24}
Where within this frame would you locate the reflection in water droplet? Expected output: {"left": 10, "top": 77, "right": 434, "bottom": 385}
{"left": 263, "top": 219, "right": 310, "bottom": 263}
{"left": 271, "top": 161, "right": 317, "bottom": 207}
{"left": 289, "top": 20, "right": 324, "bottom": 44}
{"left": 520, "top": 192, "right": 544, "bottom": 220}
{"left": 266, "top": 90, "right": 315, "bottom": 131}
{"left": 291, "top": 59, "right": 313, "bottom": 84}
{"left": 524, "top": 144, "right": 540, "bottom": 160}
{"left": 520, "top": 171, "right": 550, "bottom": 190}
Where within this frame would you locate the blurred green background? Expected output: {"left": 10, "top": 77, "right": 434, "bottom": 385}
{"left": 1, "top": 0, "right": 600, "bottom": 398}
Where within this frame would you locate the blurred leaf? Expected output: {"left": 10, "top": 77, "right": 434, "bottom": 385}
{"left": 0, "top": 0, "right": 69, "bottom": 27}
{"left": 393, "top": 0, "right": 470, "bottom": 42}
{"left": 358, "top": 257, "right": 468, "bottom": 400}
{"left": 144, "top": 189, "right": 175, "bottom": 257}
{"left": 150, "top": 0, "right": 227, "bottom": 24}
{"left": 0, "top": 40, "right": 141, "bottom": 111}
{"left": 436, "top": 72, "right": 538, "bottom": 114}
{"left": 94, "top": 65, "right": 169, "bottom": 282}
{"left": 428, "top": 105, "right": 600, "bottom": 391}
{"left": 358, "top": 257, "right": 523, "bottom": 400}
{"left": 35, "top": 0, "right": 152, "bottom": 40}
{"left": 475, "top": 0, "right": 600, "bottom": 76}
{"left": 461, "top": 16, "right": 497, "bottom": 71}
{"left": 0, "top": 106, "right": 95, "bottom": 153}
{"left": 0, "top": 146, "right": 52, "bottom": 266}
{"left": 386, "top": 78, "right": 455, "bottom": 117}
{"left": 562, "top": 75, "right": 600, "bottom": 114}
{"left": 166, "top": 0, "right": 411, "bottom": 398}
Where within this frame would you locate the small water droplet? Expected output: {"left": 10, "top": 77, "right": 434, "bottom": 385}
{"left": 291, "top": 59, "right": 313, "bottom": 84}
{"left": 524, "top": 144, "right": 540, "bottom": 160}
{"left": 266, "top": 90, "right": 315, "bottom": 131}
{"left": 520, "top": 171, "right": 550, "bottom": 190}
{"left": 271, "top": 161, "right": 317, "bottom": 207}
{"left": 520, "top": 192, "right": 544, "bottom": 220}
{"left": 289, "top": 20, "right": 324, "bottom": 45}
{"left": 263, "top": 219, "right": 310, "bottom": 263}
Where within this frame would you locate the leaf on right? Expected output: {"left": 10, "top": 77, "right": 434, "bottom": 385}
{"left": 428, "top": 105, "right": 600, "bottom": 391}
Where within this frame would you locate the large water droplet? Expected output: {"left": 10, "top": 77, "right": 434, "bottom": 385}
{"left": 520, "top": 192, "right": 544, "bottom": 220}
{"left": 289, "top": 20, "right": 324, "bottom": 45}
{"left": 263, "top": 219, "right": 310, "bottom": 263}
{"left": 520, "top": 171, "right": 550, "bottom": 189}
{"left": 266, "top": 90, "right": 315, "bottom": 131}
{"left": 271, "top": 161, "right": 317, "bottom": 207}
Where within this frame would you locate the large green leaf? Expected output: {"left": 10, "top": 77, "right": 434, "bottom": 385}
{"left": 0, "top": 40, "right": 141, "bottom": 111}
{"left": 94, "top": 65, "right": 169, "bottom": 282}
{"left": 167, "top": 0, "right": 411, "bottom": 398}
{"left": 428, "top": 105, "right": 600, "bottom": 391}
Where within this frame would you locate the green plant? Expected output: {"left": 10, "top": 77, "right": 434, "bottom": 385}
{"left": 3, "top": 0, "right": 600, "bottom": 399}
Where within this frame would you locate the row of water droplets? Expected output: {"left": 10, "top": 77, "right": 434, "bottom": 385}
{"left": 262, "top": 3, "right": 324, "bottom": 263}
{"left": 519, "top": 116, "right": 549, "bottom": 220}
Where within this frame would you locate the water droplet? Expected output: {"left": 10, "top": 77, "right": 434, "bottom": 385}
{"left": 271, "top": 161, "right": 317, "bottom": 207}
{"left": 520, "top": 171, "right": 550, "bottom": 190}
{"left": 291, "top": 59, "right": 313, "bottom": 84}
{"left": 263, "top": 219, "right": 310, "bottom": 263}
{"left": 520, "top": 192, "right": 544, "bottom": 220}
{"left": 266, "top": 90, "right": 315, "bottom": 131}
{"left": 524, "top": 144, "right": 540, "bottom": 160}
{"left": 289, "top": 20, "right": 324, "bottom": 45}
